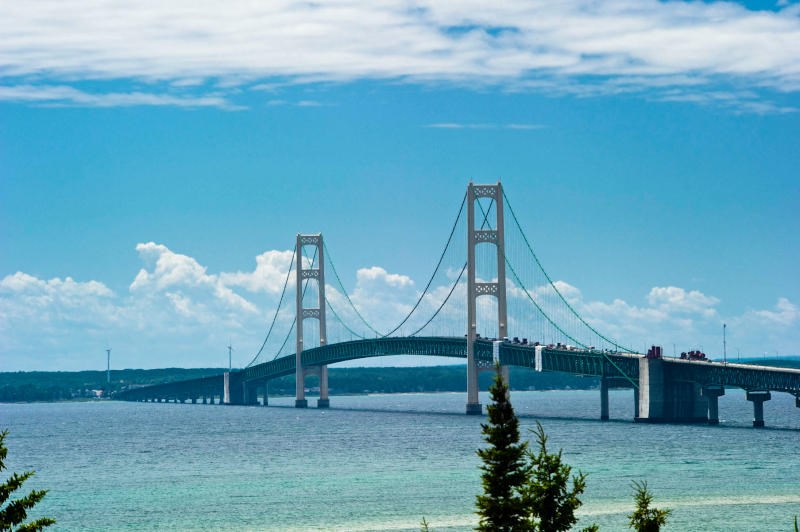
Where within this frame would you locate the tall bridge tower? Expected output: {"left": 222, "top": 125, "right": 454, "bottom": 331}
{"left": 466, "top": 182, "right": 509, "bottom": 414}
{"left": 295, "top": 233, "right": 329, "bottom": 408}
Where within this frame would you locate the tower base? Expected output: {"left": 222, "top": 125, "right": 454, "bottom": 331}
{"left": 466, "top": 403, "right": 483, "bottom": 415}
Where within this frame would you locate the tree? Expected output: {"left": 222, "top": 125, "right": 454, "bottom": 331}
{"left": 0, "top": 430, "right": 55, "bottom": 531}
{"left": 524, "top": 422, "right": 595, "bottom": 532}
{"left": 475, "top": 368, "right": 531, "bottom": 531}
{"left": 628, "top": 480, "right": 670, "bottom": 532}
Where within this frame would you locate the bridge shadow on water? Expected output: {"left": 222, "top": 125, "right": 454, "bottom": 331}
{"left": 259, "top": 404, "right": 800, "bottom": 432}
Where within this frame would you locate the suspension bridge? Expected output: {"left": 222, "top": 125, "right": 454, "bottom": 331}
{"left": 115, "top": 183, "right": 800, "bottom": 427}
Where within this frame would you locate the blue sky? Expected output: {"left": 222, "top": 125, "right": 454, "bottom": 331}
{"left": 1, "top": 0, "right": 799, "bottom": 370}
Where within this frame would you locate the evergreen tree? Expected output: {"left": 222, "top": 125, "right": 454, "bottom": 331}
{"left": 0, "top": 430, "right": 55, "bottom": 531}
{"left": 524, "top": 422, "right": 594, "bottom": 532}
{"left": 475, "top": 368, "right": 531, "bottom": 531}
{"left": 628, "top": 480, "right": 670, "bottom": 532}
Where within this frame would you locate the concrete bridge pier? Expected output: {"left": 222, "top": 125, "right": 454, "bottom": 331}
{"left": 262, "top": 382, "right": 269, "bottom": 406}
{"left": 702, "top": 386, "right": 725, "bottom": 424}
{"left": 635, "top": 358, "right": 708, "bottom": 423}
{"left": 295, "top": 369, "right": 308, "bottom": 408}
{"left": 224, "top": 371, "right": 245, "bottom": 405}
{"left": 317, "top": 365, "right": 330, "bottom": 408}
{"left": 635, "top": 357, "right": 664, "bottom": 422}
{"left": 191, "top": 397, "right": 197, "bottom": 404}
{"left": 600, "top": 378, "right": 609, "bottom": 421}
{"left": 746, "top": 391, "right": 771, "bottom": 428}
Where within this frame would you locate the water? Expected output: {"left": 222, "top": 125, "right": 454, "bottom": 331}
{"left": 2, "top": 389, "right": 799, "bottom": 531}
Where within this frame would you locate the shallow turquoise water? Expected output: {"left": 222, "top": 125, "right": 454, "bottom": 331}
{"left": 2, "top": 389, "right": 799, "bottom": 531}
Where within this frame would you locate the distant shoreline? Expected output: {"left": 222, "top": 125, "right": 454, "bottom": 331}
{"left": 3, "top": 359, "right": 798, "bottom": 403}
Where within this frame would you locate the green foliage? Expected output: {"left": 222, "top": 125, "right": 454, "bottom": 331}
{"left": 524, "top": 422, "right": 593, "bottom": 532}
{"left": 794, "top": 515, "right": 798, "bottom": 532}
{"left": 420, "top": 516, "right": 430, "bottom": 531}
{"left": 0, "top": 430, "right": 55, "bottom": 531}
{"left": 475, "top": 368, "right": 531, "bottom": 531}
{"left": 628, "top": 481, "right": 670, "bottom": 532}
{"left": 475, "top": 368, "right": 596, "bottom": 532}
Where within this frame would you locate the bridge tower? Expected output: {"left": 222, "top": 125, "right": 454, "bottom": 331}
{"left": 466, "top": 182, "right": 509, "bottom": 415}
{"left": 295, "top": 233, "right": 329, "bottom": 408}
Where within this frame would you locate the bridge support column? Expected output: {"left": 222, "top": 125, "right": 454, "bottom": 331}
{"left": 295, "top": 233, "right": 327, "bottom": 409}
{"left": 635, "top": 358, "right": 664, "bottom": 422}
{"left": 317, "top": 365, "right": 330, "bottom": 408}
{"left": 224, "top": 372, "right": 245, "bottom": 405}
{"left": 746, "top": 391, "right": 771, "bottom": 428}
{"left": 466, "top": 182, "right": 507, "bottom": 416}
{"left": 466, "top": 363, "right": 481, "bottom": 415}
{"left": 191, "top": 397, "right": 197, "bottom": 404}
{"left": 796, "top": 396, "right": 799, "bottom": 409}
{"left": 263, "top": 382, "right": 269, "bottom": 406}
{"left": 600, "top": 378, "right": 610, "bottom": 421}
{"left": 702, "top": 386, "right": 725, "bottom": 424}
{"left": 244, "top": 383, "right": 259, "bottom": 406}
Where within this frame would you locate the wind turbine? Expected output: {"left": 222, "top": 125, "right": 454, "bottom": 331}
{"left": 105, "top": 346, "right": 111, "bottom": 384}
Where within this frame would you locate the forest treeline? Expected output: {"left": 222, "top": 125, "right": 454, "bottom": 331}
{"left": 1, "top": 366, "right": 596, "bottom": 402}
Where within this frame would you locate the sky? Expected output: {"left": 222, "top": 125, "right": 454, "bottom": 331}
{"left": 1, "top": 0, "right": 799, "bottom": 371}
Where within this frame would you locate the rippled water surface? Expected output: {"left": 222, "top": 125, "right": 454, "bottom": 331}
{"left": 2, "top": 389, "right": 799, "bottom": 531}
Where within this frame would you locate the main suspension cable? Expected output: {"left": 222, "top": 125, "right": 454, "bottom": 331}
{"left": 270, "top": 246, "right": 318, "bottom": 361}
{"left": 244, "top": 245, "right": 296, "bottom": 368}
{"left": 475, "top": 200, "right": 583, "bottom": 346}
{"left": 323, "top": 241, "right": 383, "bottom": 337}
{"left": 502, "top": 190, "right": 635, "bottom": 353}
{"left": 379, "top": 191, "right": 468, "bottom": 337}
{"left": 409, "top": 195, "right": 495, "bottom": 337}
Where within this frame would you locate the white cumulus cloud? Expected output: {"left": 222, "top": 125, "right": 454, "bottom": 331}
{"left": 2, "top": 243, "right": 798, "bottom": 370}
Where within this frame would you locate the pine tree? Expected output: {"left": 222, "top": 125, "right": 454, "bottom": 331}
{"left": 475, "top": 368, "right": 531, "bottom": 531}
{"left": 628, "top": 480, "right": 670, "bottom": 532}
{"left": 420, "top": 516, "right": 430, "bottom": 531}
{"left": 0, "top": 430, "right": 55, "bottom": 531}
{"left": 524, "top": 422, "right": 593, "bottom": 532}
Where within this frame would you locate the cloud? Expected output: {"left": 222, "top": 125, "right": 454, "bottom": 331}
{"left": 425, "top": 123, "right": 546, "bottom": 130}
{"left": 1, "top": 1, "right": 799, "bottom": 111}
{"left": 646, "top": 286, "right": 719, "bottom": 317}
{"left": 266, "top": 99, "right": 325, "bottom": 107}
{"left": 0, "top": 84, "right": 237, "bottom": 109}
{"left": 742, "top": 297, "right": 799, "bottom": 328}
{"left": 219, "top": 250, "right": 295, "bottom": 295}
{"left": 1, "top": 242, "right": 798, "bottom": 370}
{"left": 131, "top": 242, "right": 258, "bottom": 314}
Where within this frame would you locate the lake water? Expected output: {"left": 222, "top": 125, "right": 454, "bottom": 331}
{"left": 2, "top": 389, "right": 799, "bottom": 531}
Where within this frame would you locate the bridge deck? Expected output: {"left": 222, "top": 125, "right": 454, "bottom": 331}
{"left": 114, "top": 337, "right": 800, "bottom": 401}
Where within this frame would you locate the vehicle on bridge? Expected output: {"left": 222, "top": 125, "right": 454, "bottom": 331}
{"left": 680, "top": 350, "right": 709, "bottom": 361}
